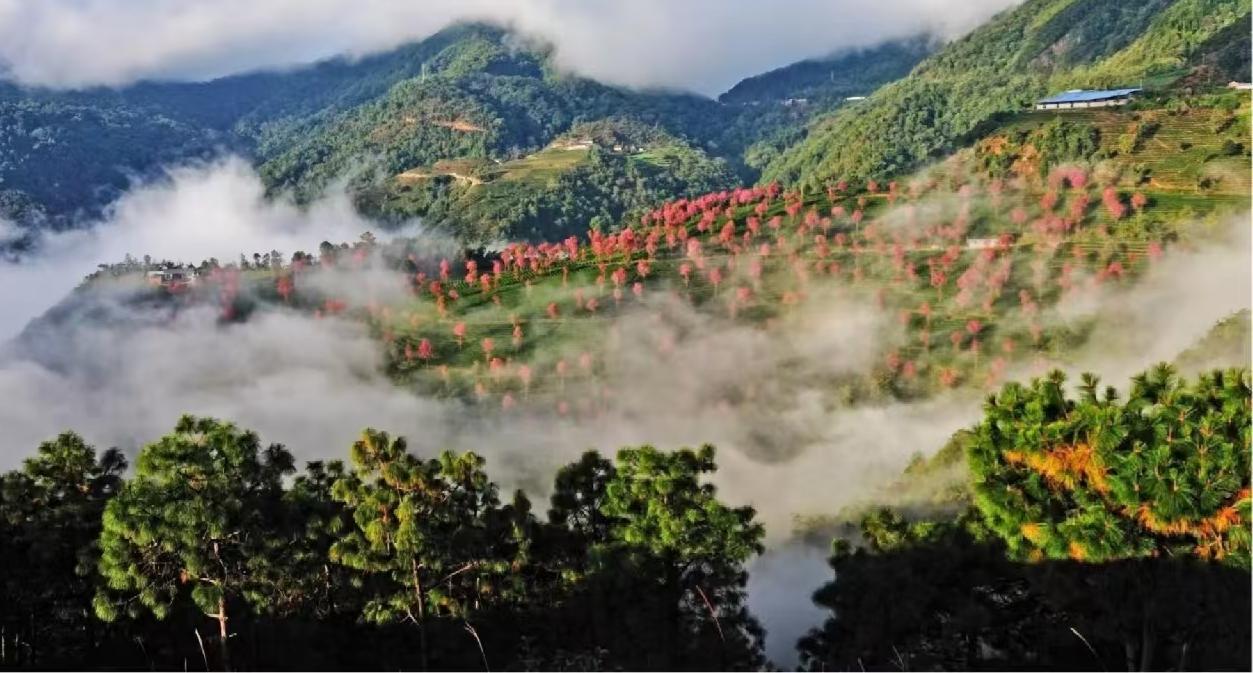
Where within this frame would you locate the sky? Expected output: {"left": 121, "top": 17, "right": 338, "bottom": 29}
{"left": 0, "top": 0, "right": 1020, "bottom": 95}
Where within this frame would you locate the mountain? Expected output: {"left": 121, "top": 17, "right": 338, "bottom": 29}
{"left": 762, "top": 0, "right": 1252, "bottom": 187}
{"left": 718, "top": 36, "right": 934, "bottom": 104}
{"left": 0, "top": 25, "right": 492, "bottom": 232}
{"left": 0, "top": 84, "right": 234, "bottom": 230}
{"left": 716, "top": 36, "right": 935, "bottom": 178}
{"left": 250, "top": 25, "right": 752, "bottom": 242}
{"left": 0, "top": 23, "right": 919, "bottom": 245}
{"left": 371, "top": 118, "right": 737, "bottom": 241}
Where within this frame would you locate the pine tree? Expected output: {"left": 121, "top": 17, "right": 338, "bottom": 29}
{"left": 599, "top": 444, "right": 766, "bottom": 669}
{"left": 0, "top": 432, "right": 125, "bottom": 667}
{"left": 329, "top": 429, "right": 532, "bottom": 670}
{"left": 967, "top": 365, "right": 1252, "bottom": 670}
{"left": 93, "top": 416, "right": 295, "bottom": 670}
{"left": 968, "top": 365, "right": 1250, "bottom": 566}
{"left": 263, "top": 460, "right": 363, "bottom": 619}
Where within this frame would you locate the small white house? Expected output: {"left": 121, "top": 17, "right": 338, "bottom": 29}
{"left": 147, "top": 267, "right": 198, "bottom": 287}
{"left": 1227, "top": 81, "right": 1252, "bottom": 91}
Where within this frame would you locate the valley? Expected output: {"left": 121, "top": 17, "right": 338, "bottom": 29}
{"left": 0, "top": 1, "right": 1249, "bottom": 671}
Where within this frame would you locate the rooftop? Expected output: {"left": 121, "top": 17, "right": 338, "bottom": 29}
{"left": 1037, "top": 88, "right": 1142, "bottom": 104}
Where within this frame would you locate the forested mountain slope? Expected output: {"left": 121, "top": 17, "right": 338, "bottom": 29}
{"left": 719, "top": 36, "right": 934, "bottom": 104}
{"left": 762, "top": 0, "right": 1252, "bottom": 187}
{"left": 0, "top": 23, "right": 925, "bottom": 244}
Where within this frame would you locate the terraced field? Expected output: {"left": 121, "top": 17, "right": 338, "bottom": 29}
{"left": 995, "top": 100, "right": 1251, "bottom": 195}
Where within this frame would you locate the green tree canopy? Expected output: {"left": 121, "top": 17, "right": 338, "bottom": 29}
{"left": 968, "top": 365, "right": 1250, "bottom": 567}
{"left": 0, "top": 432, "right": 125, "bottom": 667}
{"left": 329, "top": 428, "right": 533, "bottom": 669}
{"left": 93, "top": 415, "right": 295, "bottom": 669}
{"left": 598, "top": 444, "right": 766, "bottom": 669}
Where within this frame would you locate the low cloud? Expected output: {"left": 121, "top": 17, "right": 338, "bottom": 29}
{"left": 0, "top": 0, "right": 1020, "bottom": 94}
{"left": 0, "top": 166, "right": 1246, "bottom": 669}
{"left": 1065, "top": 218, "right": 1252, "bottom": 384}
{"left": 1009, "top": 216, "right": 1253, "bottom": 389}
{"left": 0, "top": 156, "right": 400, "bottom": 340}
{"left": 0, "top": 260, "right": 977, "bottom": 541}
{"left": 0, "top": 158, "right": 977, "bottom": 542}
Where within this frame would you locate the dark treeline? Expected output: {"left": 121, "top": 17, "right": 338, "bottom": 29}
{"left": 3, "top": 425, "right": 764, "bottom": 671}
{"left": 1, "top": 366, "right": 1249, "bottom": 671}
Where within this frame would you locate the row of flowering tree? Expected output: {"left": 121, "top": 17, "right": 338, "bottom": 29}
{"left": 133, "top": 165, "right": 1174, "bottom": 415}
{"left": 342, "top": 167, "right": 1172, "bottom": 412}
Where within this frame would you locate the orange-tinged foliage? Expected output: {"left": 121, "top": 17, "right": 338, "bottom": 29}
{"left": 1067, "top": 540, "right": 1087, "bottom": 561}
{"left": 981, "top": 135, "right": 1010, "bottom": 156}
{"left": 1021, "top": 522, "right": 1044, "bottom": 543}
{"left": 1010, "top": 144, "right": 1040, "bottom": 179}
{"left": 1133, "top": 489, "right": 1248, "bottom": 560}
{"left": 1003, "top": 443, "right": 1109, "bottom": 494}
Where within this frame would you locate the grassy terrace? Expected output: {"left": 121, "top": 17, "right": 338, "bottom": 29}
{"left": 996, "top": 101, "right": 1252, "bottom": 195}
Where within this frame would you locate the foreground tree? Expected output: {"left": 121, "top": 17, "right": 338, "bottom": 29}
{"left": 966, "top": 365, "right": 1251, "bottom": 670}
{"left": 93, "top": 416, "right": 295, "bottom": 670}
{"left": 597, "top": 445, "right": 766, "bottom": 669}
{"left": 968, "top": 365, "right": 1250, "bottom": 566}
{"left": 0, "top": 433, "right": 125, "bottom": 667}
{"left": 265, "top": 459, "right": 363, "bottom": 619}
{"left": 329, "top": 429, "right": 533, "bottom": 670}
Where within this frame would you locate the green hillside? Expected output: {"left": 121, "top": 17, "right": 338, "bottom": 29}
{"left": 966, "top": 90, "right": 1251, "bottom": 196}
{"left": 1174, "top": 309, "right": 1252, "bottom": 373}
{"left": 0, "top": 22, "right": 931, "bottom": 244}
{"left": 718, "top": 36, "right": 934, "bottom": 104}
{"left": 0, "top": 90, "right": 234, "bottom": 229}
{"left": 763, "top": 0, "right": 1252, "bottom": 187}
{"left": 372, "top": 119, "right": 735, "bottom": 242}
{"left": 0, "top": 23, "right": 498, "bottom": 228}
{"left": 252, "top": 27, "right": 735, "bottom": 200}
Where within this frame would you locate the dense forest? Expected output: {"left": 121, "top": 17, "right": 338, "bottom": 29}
{"left": 2, "top": 363, "right": 1247, "bottom": 670}
{"left": 719, "top": 36, "right": 934, "bottom": 104}
{"left": 0, "top": 23, "right": 916, "bottom": 244}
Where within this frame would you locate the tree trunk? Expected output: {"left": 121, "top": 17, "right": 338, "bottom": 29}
{"left": 217, "top": 597, "right": 230, "bottom": 672}
{"left": 412, "top": 558, "right": 429, "bottom": 671}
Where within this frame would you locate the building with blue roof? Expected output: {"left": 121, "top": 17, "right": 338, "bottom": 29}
{"left": 1034, "top": 88, "right": 1142, "bottom": 110}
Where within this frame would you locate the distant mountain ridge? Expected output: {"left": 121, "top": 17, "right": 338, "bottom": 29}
{"left": 0, "top": 22, "right": 922, "bottom": 244}
{"left": 719, "top": 36, "right": 934, "bottom": 104}
{"left": 8, "top": 2, "right": 1246, "bottom": 246}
